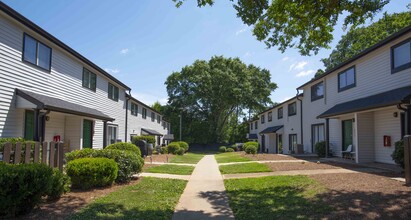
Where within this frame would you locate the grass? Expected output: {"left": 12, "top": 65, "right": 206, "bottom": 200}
{"left": 69, "top": 177, "right": 187, "bottom": 220}
{"left": 144, "top": 164, "right": 195, "bottom": 175}
{"left": 214, "top": 152, "right": 252, "bottom": 163}
{"left": 169, "top": 152, "right": 205, "bottom": 164}
{"left": 219, "top": 162, "right": 271, "bottom": 174}
{"left": 224, "top": 175, "right": 332, "bottom": 220}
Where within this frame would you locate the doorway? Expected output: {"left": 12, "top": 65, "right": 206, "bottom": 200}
{"left": 277, "top": 134, "right": 283, "bottom": 153}
{"left": 312, "top": 124, "right": 325, "bottom": 152}
{"left": 261, "top": 135, "right": 266, "bottom": 153}
{"left": 82, "top": 119, "right": 93, "bottom": 148}
{"left": 342, "top": 119, "right": 353, "bottom": 151}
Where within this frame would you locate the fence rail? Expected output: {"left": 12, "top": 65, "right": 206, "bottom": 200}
{"left": 1, "top": 141, "right": 65, "bottom": 171}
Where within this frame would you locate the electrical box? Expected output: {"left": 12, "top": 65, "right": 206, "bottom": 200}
{"left": 383, "top": 135, "right": 391, "bottom": 147}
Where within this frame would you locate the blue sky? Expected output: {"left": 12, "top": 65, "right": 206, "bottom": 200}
{"left": 3, "top": 0, "right": 409, "bottom": 105}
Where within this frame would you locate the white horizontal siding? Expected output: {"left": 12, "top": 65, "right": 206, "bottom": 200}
{"left": 357, "top": 112, "right": 375, "bottom": 163}
{"left": 373, "top": 107, "right": 400, "bottom": 164}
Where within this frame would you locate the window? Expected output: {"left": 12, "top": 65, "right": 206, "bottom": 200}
{"left": 392, "top": 39, "right": 411, "bottom": 73}
{"left": 157, "top": 115, "right": 161, "bottom": 123}
{"left": 250, "top": 123, "right": 253, "bottom": 130}
{"left": 107, "top": 124, "right": 118, "bottom": 145}
{"left": 108, "top": 83, "right": 119, "bottom": 101}
{"left": 268, "top": 111, "right": 272, "bottom": 122}
{"left": 278, "top": 107, "right": 283, "bottom": 119}
{"left": 131, "top": 103, "right": 138, "bottom": 116}
{"left": 288, "top": 102, "right": 296, "bottom": 116}
{"left": 311, "top": 81, "right": 324, "bottom": 101}
{"left": 151, "top": 112, "right": 155, "bottom": 122}
{"left": 23, "top": 34, "right": 52, "bottom": 71}
{"left": 163, "top": 121, "right": 166, "bottom": 129}
{"left": 142, "top": 108, "right": 147, "bottom": 119}
{"left": 261, "top": 115, "right": 265, "bottom": 124}
{"left": 24, "top": 110, "right": 35, "bottom": 140}
{"left": 289, "top": 134, "right": 297, "bottom": 152}
{"left": 82, "top": 68, "right": 96, "bottom": 91}
{"left": 338, "top": 66, "right": 356, "bottom": 92}
{"left": 254, "top": 121, "right": 258, "bottom": 129}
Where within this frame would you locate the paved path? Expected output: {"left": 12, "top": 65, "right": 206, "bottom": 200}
{"left": 137, "top": 172, "right": 191, "bottom": 180}
{"left": 172, "top": 155, "right": 235, "bottom": 220}
{"left": 144, "top": 162, "right": 196, "bottom": 166}
{"left": 223, "top": 167, "right": 387, "bottom": 179}
{"left": 219, "top": 160, "right": 308, "bottom": 165}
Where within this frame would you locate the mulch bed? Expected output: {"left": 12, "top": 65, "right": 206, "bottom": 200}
{"left": 144, "top": 154, "right": 174, "bottom": 163}
{"left": 242, "top": 152, "right": 300, "bottom": 161}
{"left": 17, "top": 178, "right": 142, "bottom": 220}
{"left": 311, "top": 173, "right": 411, "bottom": 219}
{"left": 265, "top": 161, "right": 365, "bottom": 171}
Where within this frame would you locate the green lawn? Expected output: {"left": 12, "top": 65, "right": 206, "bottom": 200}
{"left": 214, "top": 152, "right": 252, "bottom": 163}
{"left": 144, "top": 164, "right": 195, "bottom": 175}
{"left": 69, "top": 177, "right": 187, "bottom": 220}
{"left": 224, "top": 176, "right": 331, "bottom": 220}
{"left": 219, "top": 162, "right": 271, "bottom": 174}
{"left": 169, "top": 152, "right": 205, "bottom": 164}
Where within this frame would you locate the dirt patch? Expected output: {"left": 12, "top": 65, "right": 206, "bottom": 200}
{"left": 144, "top": 154, "right": 174, "bottom": 163}
{"left": 18, "top": 178, "right": 142, "bottom": 220}
{"left": 265, "top": 161, "right": 365, "bottom": 171}
{"left": 311, "top": 173, "right": 411, "bottom": 219}
{"left": 242, "top": 152, "right": 300, "bottom": 161}
{"left": 143, "top": 163, "right": 160, "bottom": 171}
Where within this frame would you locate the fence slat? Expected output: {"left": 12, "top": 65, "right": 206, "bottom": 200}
{"left": 57, "top": 143, "right": 64, "bottom": 171}
{"left": 34, "top": 142, "right": 40, "bottom": 163}
{"left": 42, "top": 142, "right": 48, "bottom": 164}
{"left": 3, "top": 143, "right": 11, "bottom": 164}
{"left": 14, "top": 142, "right": 22, "bottom": 164}
{"left": 49, "top": 141, "right": 55, "bottom": 168}
{"left": 25, "top": 143, "right": 31, "bottom": 163}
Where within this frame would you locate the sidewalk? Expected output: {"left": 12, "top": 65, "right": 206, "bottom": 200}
{"left": 172, "top": 155, "right": 235, "bottom": 220}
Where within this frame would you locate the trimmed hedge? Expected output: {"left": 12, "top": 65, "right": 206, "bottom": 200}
{"left": 160, "top": 146, "right": 168, "bottom": 154}
{"left": 167, "top": 142, "right": 181, "bottom": 155}
{"left": 0, "top": 163, "right": 53, "bottom": 216}
{"left": 176, "top": 148, "right": 185, "bottom": 155}
{"left": 226, "top": 148, "right": 235, "bottom": 152}
{"left": 219, "top": 146, "right": 227, "bottom": 152}
{"left": 315, "top": 141, "right": 326, "bottom": 158}
{"left": 67, "top": 158, "right": 118, "bottom": 190}
{"left": 392, "top": 140, "right": 404, "bottom": 168}
{"left": 105, "top": 142, "right": 141, "bottom": 157}
{"left": 243, "top": 141, "right": 259, "bottom": 154}
{"left": 177, "top": 141, "right": 189, "bottom": 152}
{"left": 47, "top": 169, "right": 71, "bottom": 201}
{"left": 132, "top": 135, "right": 156, "bottom": 145}
{"left": 66, "top": 149, "right": 144, "bottom": 183}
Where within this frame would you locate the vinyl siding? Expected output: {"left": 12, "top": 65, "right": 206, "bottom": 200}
{"left": 357, "top": 112, "right": 375, "bottom": 163}
{"left": 374, "top": 107, "right": 400, "bottom": 164}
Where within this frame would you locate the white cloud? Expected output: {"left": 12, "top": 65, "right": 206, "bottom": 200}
{"left": 281, "top": 56, "right": 290, "bottom": 61}
{"left": 120, "top": 48, "right": 129, "bottom": 54}
{"left": 296, "top": 70, "right": 315, "bottom": 77}
{"left": 243, "top": 51, "right": 253, "bottom": 58}
{"left": 105, "top": 68, "right": 120, "bottom": 74}
{"left": 235, "top": 26, "right": 248, "bottom": 35}
{"left": 131, "top": 92, "right": 168, "bottom": 106}
{"left": 289, "top": 61, "right": 308, "bottom": 71}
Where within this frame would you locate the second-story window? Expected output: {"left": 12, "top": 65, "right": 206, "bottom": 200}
{"left": 151, "top": 112, "right": 155, "bottom": 122}
{"left": 311, "top": 81, "right": 324, "bottom": 101}
{"left": 288, "top": 102, "right": 297, "bottom": 116}
{"left": 278, "top": 107, "right": 283, "bottom": 119}
{"left": 157, "top": 115, "right": 161, "bottom": 123}
{"left": 82, "top": 68, "right": 96, "bottom": 91}
{"left": 108, "top": 83, "right": 119, "bottom": 101}
{"left": 162, "top": 121, "right": 166, "bottom": 129}
{"left": 142, "top": 108, "right": 147, "bottom": 119}
{"left": 131, "top": 103, "right": 138, "bottom": 116}
{"left": 338, "top": 66, "right": 356, "bottom": 92}
{"left": 250, "top": 122, "right": 253, "bottom": 130}
{"left": 23, "top": 34, "right": 52, "bottom": 71}
{"left": 268, "top": 111, "right": 272, "bottom": 122}
{"left": 261, "top": 115, "right": 265, "bottom": 124}
{"left": 254, "top": 121, "right": 258, "bottom": 129}
{"left": 392, "top": 39, "right": 411, "bottom": 73}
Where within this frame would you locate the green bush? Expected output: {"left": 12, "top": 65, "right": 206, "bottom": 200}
{"left": 0, "top": 163, "right": 53, "bottom": 216}
{"left": 132, "top": 135, "right": 156, "bottom": 145}
{"left": 0, "top": 137, "right": 25, "bottom": 151}
{"left": 229, "top": 144, "right": 238, "bottom": 151}
{"left": 66, "top": 149, "right": 144, "bottom": 183}
{"left": 219, "top": 146, "right": 227, "bottom": 152}
{"left": 160, "top": 146, "right": 168, "bottom": 154}
{"left": 167, "top": 142, "right": 181, "bottom": 155}
{"left": 226, "top": 148, "right": 235, "bottom": 152}
{"left": 47, "top": 169, "right": 71, "bottom": 200}
{"left": 315, "top": 141, "right": 326, "bottom": 158}
{"left": 176, "top": 148, "right": 185, "bottom": 155}
{"left": 243, "top": 141, "right": 259, "bottom": 154}
{"left": 177, "top": 141, "right": 189, "bottom": 152}
{"left": 67, "top": 158, "right": 118, "bottom": 190}
{"left": 105, "top": 142, "right": 141, "bottom": 157}
{"left": 391, "top": 140, "right": 404, "bottom": 168}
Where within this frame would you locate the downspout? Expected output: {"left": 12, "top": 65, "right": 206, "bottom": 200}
{"left": 296, "top": 90, "right": 303, "bottom": 146}
{"left": 125, "top": 89, "right": 132, "bottom": 142}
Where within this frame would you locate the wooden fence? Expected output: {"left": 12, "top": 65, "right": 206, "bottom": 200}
{"left": 1, "top": 141, "right": 65, "bottom": 171}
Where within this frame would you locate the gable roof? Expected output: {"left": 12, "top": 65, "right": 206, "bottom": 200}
{"left": 297, "top": 25, "right": 411, "bottom": 90}
{"left": 259, "top": 125, "right": 284, "bottom": 134}
{"left": 257, "top": 93, "right": 303, "bottom": 116}
{"left": 126, "top": 94, "right": 162, "bottom": 116}
{"left": 0, "top": 2, "right": 130, "bottom": 90}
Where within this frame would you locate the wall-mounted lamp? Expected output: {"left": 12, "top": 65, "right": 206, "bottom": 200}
{"left": 393, "top": 112, "right": 398, "bottom": 118}
{"left": 45, "top": 116, "right": 50, "bottom": 121}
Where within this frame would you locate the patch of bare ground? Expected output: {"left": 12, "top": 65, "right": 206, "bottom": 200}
{"left": 17, "top": 178, "right": 142, "bottom": 220}
{"left": 144, "top": 154, "right": 174, "bottom": 163}
{"left": 143, "top": 163, "right": 160, "bottom": 170}
{"left": 266, "top": 161, "right": 365, "bottom": 171}
{"left": 311, "top": 173, "right": 411, "bottom": 219}
{"left": 241, "top": 152, "right": 300, "bottom": 161}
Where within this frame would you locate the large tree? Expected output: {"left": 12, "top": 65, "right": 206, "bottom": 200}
{"left": 315, "top": 11, "right": 411, "bottom": 76}
{"left": 165, "top": 56, "right": 276, "bottom": 143}
{"left": 173, "top": 0, "right": 390, "bottom": 55}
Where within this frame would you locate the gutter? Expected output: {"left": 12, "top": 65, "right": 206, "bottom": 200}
{"left": 296, "top": 90, "right": 303, "bottom": 145}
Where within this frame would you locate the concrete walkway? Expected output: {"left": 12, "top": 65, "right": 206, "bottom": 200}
{"left": 137, "top": 172, "right": 191, "bottom": 180}
{"left": 172, "top": 155, "right": 235, "bottom": 220}
{"left": 218, "top": 160, "right": 308, "bottom": 165}
{"left": 144, "top": 161, "right": 197, "bottom": 166}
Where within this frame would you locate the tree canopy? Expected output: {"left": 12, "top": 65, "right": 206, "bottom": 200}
{"left": 165, "top": 56, "right": 276, "bottom": 143}
{"left": 173, "top": 0, "right": 390, "bottom": 55}
{"left": 315, "top": 11, "right": 411, "bottom": 77}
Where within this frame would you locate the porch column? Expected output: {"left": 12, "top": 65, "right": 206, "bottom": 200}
{"left": 103, "top": 121, "right": 107, "bottom": 148}
{"left": 407, "top": 105, "right": 411, "bottom": 135}
{"left": 325, "top": 118, "right": 329, "bottom": 158}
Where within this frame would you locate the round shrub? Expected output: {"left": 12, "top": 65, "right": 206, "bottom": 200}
{"left": 67, "top": 158, "right": 118, "bottom": 190}
{"left": 229, "top": 145, "right": 238, "bottom": 152}
{"left": 160, "top": 146, "right": 168, "bottom": 154}
{"left": 226, "top": 148, "right": 235, "bottom": 152}
{"left": 177, "top": 141, "right": 189, "bottom": 152}
{"left": 0, "top": 163, "right": 53, "bottom": 216}
{"left": 65, "top": 148, "right": 96, "bottom": 162}
{"left": 167, "top": 142, "right": 181, "bottom": 155}
{"left": 219, "top": 146, "right": 227, "bottom": 152}
{"left": 176, "top": 148, "right": 185, "bottom": 155}
{"left": 132, "top": 135, "right": 156, "bottom": 145}
{"left": 47, "top": 169, "right": 71, "bottom": 201}
{"left": 391, "top": 140, "right": 404, "bottom": 168}
{"left": 243, "top": 141, "right": 259, "bottom": 154}
{"left": 315, "top": 141, "right": 326, "bottom": 158}
{"left": 105, "top": 142, "right": 141, "bottom": 157}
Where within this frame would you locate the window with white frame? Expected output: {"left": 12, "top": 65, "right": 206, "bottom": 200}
{"left": 107, "top": 124, "right": 118, "bottom": 145}
{"left": 82, "top": 68, "right": 96, "bottom": 91}
{"left": 23, "top": 34, "right": 52, "bottom": 71}
{"left": 108, "top": 83, "right": 119, "bottom": 101}
{"left": 131, "top": 103, "right": 138, "bottom": 116}
{"left": 288, "top": 102, "right": 296, "bottom": 116}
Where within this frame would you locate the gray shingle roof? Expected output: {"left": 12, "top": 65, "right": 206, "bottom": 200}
{"left": 259, "top": 125, "right": 284, "bottom": 134}
{"left": 248, "top": 133, "right": 258, "bottom": 139}
{"left": 163, "top": 134, "right": 174, "bottom": 140}
{"left": 318, "top": 85, "right": 411, "bottom": 118}
{"left": 141, "top": 128, "right": 163, "bottom": 136}
{"left": 16, "top": 89, "right": 114, "bottom": 121}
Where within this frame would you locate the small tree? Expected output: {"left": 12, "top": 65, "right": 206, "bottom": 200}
{"left": 391, "top": 140, "right": 404, "bottom": 168}
{"left": 315, "top": 141, "right": 326, "bottom": 158}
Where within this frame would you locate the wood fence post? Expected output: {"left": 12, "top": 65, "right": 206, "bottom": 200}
{"left": 49, "top": 141, "right": 55, "bottom": 168}
{"left": 3, "top": 142, "right": 11, "bottom": 164}
{"left": 34, "top": 142, "right": 40, "bottom": 163}
{"left": 42, "top": 142, "right": 48, "bottom": 164}
{"left": 57, "top": 143, "right": 64, "bottom": 171}
{"left": 14, "top": 142, "right": 22, "bottom": 164}
{"left": 405, "top": 135, "right": 411, "bottom": 185}
{"left": 25, "top": 143, "right": 31, "bottom": 163}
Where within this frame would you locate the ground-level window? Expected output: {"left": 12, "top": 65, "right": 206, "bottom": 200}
{"left": 107, "top": 124, "right": 118, "bottom": 145}
{"left": 83, "top": 119, "right": 93, "bottom": 148}
{"left": 24, "top": 110, "right": 35, "bottom": 140}
{"left": 312, "top": 124, "right": 325, "bottom": 152}
{"left": 289, "top": 134, "right": 297, "bottom": 152}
